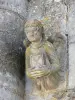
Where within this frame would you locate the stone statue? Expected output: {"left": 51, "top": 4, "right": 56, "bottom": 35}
{"left": 24, "top": 19, "right": 66, "bottom": 99}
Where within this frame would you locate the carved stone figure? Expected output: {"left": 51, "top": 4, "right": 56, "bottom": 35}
{"left": 24, "top": 19, "right": 66, "bottom": 99}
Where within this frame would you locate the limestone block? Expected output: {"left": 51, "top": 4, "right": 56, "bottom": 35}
{"left": 26, "top": 0, "right": 75, "bottom": 99}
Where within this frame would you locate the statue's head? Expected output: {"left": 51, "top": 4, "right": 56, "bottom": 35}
{"left": 24, "top": 19, "right": 44, "bottom": 42}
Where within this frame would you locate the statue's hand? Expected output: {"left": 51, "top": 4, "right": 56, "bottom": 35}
{"left": 26, "top": 66, "right": 51, "bottom": 79}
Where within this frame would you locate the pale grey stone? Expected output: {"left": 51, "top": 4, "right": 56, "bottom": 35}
{"left": 0, "top": 0, "right": 28, "bottom": 18}
{"left": 0, "top": 0, "right": 28, "bottom": 100}
{"left": 68, "top": 42, "right": 75, "bottom": 88}
{"left": 67, "top": 1, "right": 75, "bottom": 36}
{"left": 67, "top": 1, "right": 75, "bottom": 89}
{"left": 25, "top": 0, "right": 68, "bottom": 100}
{"left": 1, "top": 0, "right": 75, "bottom": 99}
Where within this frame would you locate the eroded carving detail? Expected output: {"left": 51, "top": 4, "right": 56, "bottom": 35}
{"left": 24, "top": 19, "right": 67, "bottom": 99}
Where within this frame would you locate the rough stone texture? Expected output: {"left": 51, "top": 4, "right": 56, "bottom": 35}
{"left": 27, "top": 0, "right": 68, "bottom": 90}
{"left": 69, "top": 39, "right": 75, "bottom": 89}
{"left": 0, "top": 0, "right": 75, "bottom": 99}
{"left": 28, "top": 0, "right": 67, "bottom": 35}
{"left": 0, "top": 0, "right": 28, "bottom": 100}
{"left": 67, "top": 1, "right": 75, "bottom": 89}
{"left": 27, "top": 0, "right": 68, "bottom": 77}
{"left": 25, "top": 0, "right": 75, "bottom": 99}
{"left": 0, "top": 0, "right": 28, "bottom": 18}
{"left": 28, "top": 0, "right": 43, "bottom": 19}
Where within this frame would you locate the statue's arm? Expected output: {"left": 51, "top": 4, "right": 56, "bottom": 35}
{"left": 44, "top": 41, "right": 60, "bottom": 73}
{"left": 25, "top": 47, "right": 31, "bottom": 77}
{"left": 26, "top": 47, "right": 40, "bottom": 79}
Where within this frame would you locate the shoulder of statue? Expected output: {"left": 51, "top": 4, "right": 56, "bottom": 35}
{"left": 43, "top": 41, "right": 54, "bottom": 51}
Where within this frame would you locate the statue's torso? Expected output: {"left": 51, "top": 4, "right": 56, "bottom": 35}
{"left": 30, "top": 45, "right": 51, "bottom": 72}
{"left": 25, "top": 41, "right": 65, "bottom": 100}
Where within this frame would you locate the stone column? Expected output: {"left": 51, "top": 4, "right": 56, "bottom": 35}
{"left": 67, "top": 1, "right": 75, "bottom": 89}
{"left": 0, "top": 0, "right": 28, "bottom": 100}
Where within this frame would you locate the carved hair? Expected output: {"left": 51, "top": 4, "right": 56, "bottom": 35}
{"left": 24, "top": 19, "right": 45, "bottom": 47}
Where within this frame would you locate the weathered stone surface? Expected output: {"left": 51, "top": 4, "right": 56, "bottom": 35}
{"left": 68, "top": 37, "right": 75, "bottom": 89}
{"left": 27, "top": 0, "right": 68, "bottom": 76}
{"left": 0, "top": 72, "right": 24, "bottom": 100}
{"left": 0, "top": 0, "right": 75, "bottom": 99}
{"left": 28, "top": 0, "right": 67, "bottom": 35}
{"left": 67, "top": 1, "right": 75, "bottom": 89}
{"left": 0, "top": 0, "right": 28, "bottom": 100}
{"left": 28, "top": 0, "right": 43, "bottom": 19}
{"left": 67, "top": 1, "right": 75, "bottom": 36}
{"left": 25, "top": 0, "right": 71, "bottom": 100}
{"left": 0, "top": 0, "right": 28, "bottom": 18}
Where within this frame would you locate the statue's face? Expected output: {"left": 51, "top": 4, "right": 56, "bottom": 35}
{"left": 25, "top": 26, "right": 42, "bottom": 42}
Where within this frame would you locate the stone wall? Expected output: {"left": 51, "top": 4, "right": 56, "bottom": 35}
{"left": 0, "top": 0, "right": 75, "bottom": 100}
{"left": 0, "top": 0, "right": 28, "bottom": 100}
